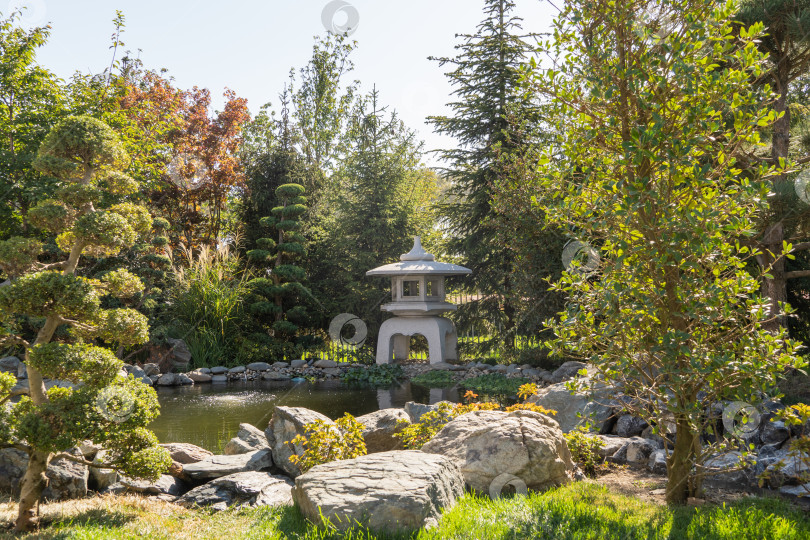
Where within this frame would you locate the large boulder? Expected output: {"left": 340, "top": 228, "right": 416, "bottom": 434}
{"left": 0, "top": 355, "right": 22, "bottom": 375}
{"left": 182, "top": 449, "right": 273, "bottom": 482}
{"left": 166, "top": 337, "right": 192, "bottom": 371}
{"left": 265, "top": 406, "right": 333, "bottom": 478}
{"left": 160, "top": 443, "right": 213, "bottom": 464}
{"left": 293, "top": 450, "right": 464, "bottom": 532}
{"left": 421, "top": 410, "right": 574, "bottom": 492}
{"left": 356, "top": 409, "right": 410, "bottom": 453}
{"left": 42, "top": 450, "right": 89, "bottom": 501}
{"left": 529, "top": 379, "right": 613, "bottom": 433}
{"left": 549, "top": 361, "right": 587, "bottom": 383}
{"left": 177, "top": 471, "right": 293, "bottom": 511}
{"left": 225, "top": 423, "right": 270, "bottom": 455}
{"left": 0, "top": 448, "right": 28, "bottom": 493}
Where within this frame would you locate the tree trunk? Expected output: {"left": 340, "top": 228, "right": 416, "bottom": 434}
{"left": 14, "top": 450, "right": 51, "bottom": 532}
{"left": 666, "top": 417, "right": 698, "bottom": 504}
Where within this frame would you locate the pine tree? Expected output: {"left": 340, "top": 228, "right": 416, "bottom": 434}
{"left": 428, "top": 0, "right": 541, "bottom": 353}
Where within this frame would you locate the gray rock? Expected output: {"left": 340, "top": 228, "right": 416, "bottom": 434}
{"left": 524, "top": 368, "right": 542, "bottom": 377}
{"left": 290, "top": 359, "right": 307, "bottom": 369}
{"left": 210, "top": 366, "right": 228, "bottom": 375}
{"left": 229, "top": 366, "right": 247, "bottom": 374}
{"left": 549, "top": 361, "right": 587, "bottom": 383}
{"left": 176, "top": 373, "right": 194, "bottom": 385}
{"left": 166, "top": 337, "right": 192, "bottom": 369}
{"left": 322, "top": 367, "right": 341, "bottom": 376}
{"left": 187, "top": 371, "right": 212, "bottom": 383}
{"left": 430, "top": 362, "right": 455, "bottom": 371}
{"left": 10, "top": 379, "right": 28, "bottom": 395}
{"left": 422, "top": 410, "right": 574, "bottom": 492}
{"left": 0, "top": 355, "right": 21, "bottom": 375}
{"left": 704, "top": 452, "right": 752, "bottom": 484}
{"left": 356, "top": 408, "right": 410, "bottom": 453}
{"left": 77, "top": 440, "right": 102, "bottom": 459}
{"left": 0, "top": 448, "right": 28, "bottom": 493}
{"left": 588, "top": 435, "right": 632, "bottom": 458}
{"left": 182, "top": 449, "right": 274, "bottom": 481}
{"left": 314, "top": 359, "right": 337, "bottom": 368}
{"left": 142, "top": 363, "right": 160, "bottom": 376}
{"left": 156, "top": 373, "right": 178, "bottom": 386}
{"left": 123, "top": 364, "right": 147, "bottom": 379}
{"left": 90, "top": 450, "right": 118, "bottom": 490}
{"left": 529, "top": 379, "right": 613, "bottom": 433}
{"left": 647, "top": 449, "right": 669, "bottom": 475}
{"left": 615, "top": 415, "right": 648, "bottom": 438}
{"left": 265, "top": 407, "right": 333, "bottom": 478}
{"left": 506, "top": 364, "right": 520, "bottom": 374}
{"left": 121, "top": 474, "right": 185, "bottom": 496}
{"left": 490, "top": 364, "right": 508, "bottom": 373}
{"left": 765, "top": 450, "right": 810, "bottom": 486}
{"left": 212, "top": 374, "right": 228, "bottom": 383}
{"left": 612, "top": 437, "right": 658, "bottom": 466}
{"left": 198, "top": 367, "right": 211, "bottom": 374}
{"left": 247, "top": 362, "right": 272, "bottom": 371}
{"left": 160, "top": 443, "right": 213, "bottom": 464}
{"left": 293, "top": 450, "right": 464, "bottom": 532}
{"left": 177, "top": 471, "right": 294, "bottom": 511}
{"left": 779, "top": 483, "right": 810, "bottom": 498}
{"left": 42, "top": 450, "right": 89, "bottom": 501}
{"left": 760, "top": 420, "right": 790, "bottom": 446}
{"left": 272, "top": 361, "right": 289, "bottom": 368}
{"left": 404, "top": 401, "right": 453, "bottom": 423}
{"left": 16, "top": 361, "right": 27, "bottom": 379}
{"left": 225, "top": 423, "right": 271, "bottom": 455}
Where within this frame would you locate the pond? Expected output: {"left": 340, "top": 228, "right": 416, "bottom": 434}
{"left": 150, "top": 379, "right": 460, "bottom": 452}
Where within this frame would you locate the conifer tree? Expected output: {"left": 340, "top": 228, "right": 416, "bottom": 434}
{"left": 428, "top": 0, "right": 541, "bottom": 352}
{"left": 0, "top": 116, "right": 170, "bottom": 531}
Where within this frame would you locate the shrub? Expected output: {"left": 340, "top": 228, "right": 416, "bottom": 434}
{"left": 288, "top": 413, "right": 366, "bottom": 472}
{"left": 565, "top": 426, "right": 605, "bottom": 478}
{"left": 341, "top": 364, "right": 403, "bottom": 386}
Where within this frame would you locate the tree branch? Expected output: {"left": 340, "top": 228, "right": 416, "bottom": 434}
{"left": 786, "top": 270, "right": 810, "bottom": 280}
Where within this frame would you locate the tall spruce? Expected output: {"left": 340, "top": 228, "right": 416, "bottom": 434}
{"left": 428, "top": 0, "right": 541, "bottom": 352}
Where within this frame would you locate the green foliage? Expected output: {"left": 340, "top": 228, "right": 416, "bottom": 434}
{"left": 411, "top": 370, "right": 455, "bottom": 388}
{"left": 565, "top": 427, "right": 606, "bottom": 478}
{"left": 0, "top": 237, "right": 41, "bottom": 278}
{"left": 460, "top": 374, "right": 529, "bottom": 397}
{"left": 395, "top": 402, "right": 459, "bottom": 450}
{"left": 531, "top": 0, "right": 806, "bottom": 504}
{"left": 288, "top": 413, "right": 367, "bottom": 473}
{"left": 27, "top": 343, "right": 121, "bottom": 386}
{"left": 0, "top": 271, "right": 100, "bottom": 320}
{"left": 34, "top": 115, "right": 129, "bottom": 178}
{"left": 759, "top": 403, "right": 810, "bottom": 494}
{"left": 341, "top": 364, "right": 403, "bottom": 386}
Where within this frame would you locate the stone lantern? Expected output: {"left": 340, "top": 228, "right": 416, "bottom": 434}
{"left": 366, "top": 237, "right": 471, "bottom": 364}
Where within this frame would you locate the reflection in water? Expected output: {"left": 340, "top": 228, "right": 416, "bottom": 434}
{"left": 150, "top": 379, "right": 459, "bottom": 452}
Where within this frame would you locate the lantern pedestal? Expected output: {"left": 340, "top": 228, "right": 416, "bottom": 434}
{"left": 376, "top": 316, "right": 458, "bottom": 365}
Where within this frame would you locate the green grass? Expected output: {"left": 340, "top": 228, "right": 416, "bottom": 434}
{"left": 2, "top": 482, "right": 808, "bottom": 539}
{"left": 459, "top": 373, "right": 529, "bottom": 396}
{"left": 410, "top": 371, "right": 455, "bottom": 388}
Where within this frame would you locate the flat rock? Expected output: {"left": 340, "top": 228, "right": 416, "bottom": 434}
{"left": 266, "top": 407, "right": 333, "bottom": 478}
{"left": 187, "top": 371, "right": 212, "bottom": 383}
{"left": 272, "top": 361, "right": 289, "bottom": 368}
{"left": 247, "top": 362, "right": 272, "bottom": 371}
{"left": 293, "top": 450, "right": 464, "bottom": 532}
{"left": 262, "top": 372, "right": 291, "bottom": 381}
{"left": 356, "top": 408, "right": 410, "bottom": 453}
{"left": 161, "top": 443, "right": 213, "bottom": 464}
{"left": 529, "top": 378, "right": 613, "bottom": 433}
{"left": 225, "top": 423, "right": 271, "bottom": 455}
{"left": 314, "top": 359, "right": 337, "bottom": 368}
{"left": 121, "top": 474, "right": 185, "bottom": 496}
{"left": 183, "top": 449, "right": 273, "bottom": 481}
{"left": 779, "top": 484, "right": 810, "bottom": 498}
{"left": 177, "top": 471, "right": 294, "bottom": 511}
{"left": 210, "top": 366, "right": 228, "bottom": 375}
{"left": 229, "top": 366, "right": 247, "bottom": 374}
{"left": 211, "top": 374, "right": 228, "bottom": 383}
{"left": 421, "top": 410, "right": 574, "bottom": 492}
{"left": 290, "top": 359, "right": 307, "bottom": 368}
{"left": 429, "top": 362, "right": 455, "bottom": 371}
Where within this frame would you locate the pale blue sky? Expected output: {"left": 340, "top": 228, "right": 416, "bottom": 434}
{"left": 7, "top": 0, "right": 556, "bottom": 162}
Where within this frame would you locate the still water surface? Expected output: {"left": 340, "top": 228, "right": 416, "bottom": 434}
{"left": 150, "top": 379, "right": 459, "bottom": 451}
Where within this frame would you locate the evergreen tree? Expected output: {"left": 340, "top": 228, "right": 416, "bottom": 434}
{"left": 428, "top": 0, "right": 542, "bottom": 352}
{"left": 0, "top": 116, "right": 170, "bottom": 531}
{"left": 244, "top": 105, "right": 313, "bottom": 358}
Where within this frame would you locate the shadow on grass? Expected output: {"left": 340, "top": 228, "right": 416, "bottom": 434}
{"left": 0, "top": 508, "right": 135, "bottom": 540}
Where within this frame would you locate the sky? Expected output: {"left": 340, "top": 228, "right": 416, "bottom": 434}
{"left": 7, "top": 0, "right": 557, "bottom": 165}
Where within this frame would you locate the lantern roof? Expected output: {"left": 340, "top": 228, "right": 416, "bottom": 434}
{"left": 366, "top": 237, "right": 472, "bottom": 277}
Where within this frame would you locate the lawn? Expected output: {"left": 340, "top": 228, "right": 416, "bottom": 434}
{"left": 2, "top": 481, "right": 808, "bottom": 540}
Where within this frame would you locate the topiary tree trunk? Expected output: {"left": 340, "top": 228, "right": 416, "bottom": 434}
{"left": 0, "top": 116, "right": 170, "bottom": 532}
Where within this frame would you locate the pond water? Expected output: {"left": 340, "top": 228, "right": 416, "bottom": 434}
{"left": 150, "top": 379, "right": 460, "bottom": 452}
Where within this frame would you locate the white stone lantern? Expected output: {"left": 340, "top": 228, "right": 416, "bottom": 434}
{"left": 366, "top": 237, "right": 471, "bottom": 364}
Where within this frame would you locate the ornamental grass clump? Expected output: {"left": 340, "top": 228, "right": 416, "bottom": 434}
{"left": 0, "top": 116, "right": 171, "bottom": 532}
